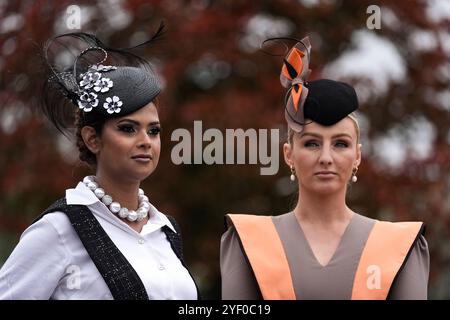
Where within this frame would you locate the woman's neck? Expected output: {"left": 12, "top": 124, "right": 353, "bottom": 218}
{"left": 95, "top": 173, "right": 140, "bottom": 211}
{"left": 294, "top": 188, "right": 354, "bottom": 226}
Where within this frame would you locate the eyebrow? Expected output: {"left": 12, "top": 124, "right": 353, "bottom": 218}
{"left": 117, "top": 119, "right": 160, "bottom": 126}
{"left": 299, "top": 132, "right": 353, "bottom": 139}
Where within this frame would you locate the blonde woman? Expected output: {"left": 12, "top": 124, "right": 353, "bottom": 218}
{"left": 220, "top": 37, "right": 429, "bottom": 300}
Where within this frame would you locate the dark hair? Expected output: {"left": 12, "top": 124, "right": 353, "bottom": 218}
{"left": 39, "top": 23, "right": 164, "bottom": 166}
{"left": 74, "top": 109, "right": 105, "bottom": 166}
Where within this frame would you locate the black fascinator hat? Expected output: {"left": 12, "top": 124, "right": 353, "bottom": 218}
{"left": 264, "top": 36, "right": 359, "bottom": 132}
{"left": 41, "top": 23, "right": 164, "bottom": 135}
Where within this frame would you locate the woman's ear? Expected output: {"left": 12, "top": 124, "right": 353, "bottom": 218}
{"left": 283, "top": 142, "right": 293, "bottom": 167}
{"left": 81, "top": 126, "right": 101, "bottom": 154}
{"left": 355, "top": 143, "right": 362, "bottom": 167}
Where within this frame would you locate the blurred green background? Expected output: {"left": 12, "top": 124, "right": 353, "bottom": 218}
{"left": 1, "top": 0, "right": 449, "bottom": 299}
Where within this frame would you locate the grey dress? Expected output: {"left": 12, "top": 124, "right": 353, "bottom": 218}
{"left": 220, "top": 212, "right": 429, "bottom": 300}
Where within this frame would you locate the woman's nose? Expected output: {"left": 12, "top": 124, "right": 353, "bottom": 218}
{"left": 318, "top": 145, "right": 333, "bottom": 165}
{"left": 137, "top": 131, "right": 152, "bottom": 149}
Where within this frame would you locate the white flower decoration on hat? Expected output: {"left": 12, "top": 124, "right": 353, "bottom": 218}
{"left": 79, "top": 72, "right": 101, "bottom": 89}
{"left": 93, "top": 77, "right": 113, "bottom": 93}
{"left": 77, "top": 91, "right": 99, "bottom": 112}
{"left": 77, "top": 64, "right": 122, "bottom": 114}
{"left": 103, "top": 96, "right": 123, "bottom": 114}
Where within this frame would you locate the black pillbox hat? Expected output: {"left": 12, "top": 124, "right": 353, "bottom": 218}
{"left": 286, "top": 79, "right": 359, "bottom": 131}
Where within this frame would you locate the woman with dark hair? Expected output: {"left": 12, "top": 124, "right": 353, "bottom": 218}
{"left": 0, "top": 25, "right": 199, "bottom": 300}
{"left": 220, "top": 37, "right": 429, "bottom": 300}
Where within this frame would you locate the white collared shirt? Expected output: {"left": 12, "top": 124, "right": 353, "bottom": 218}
{"left": 0, "top": 182, "right": 197, "bottom": 300}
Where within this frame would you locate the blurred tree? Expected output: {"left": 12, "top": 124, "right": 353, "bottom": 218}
{"left": 0, "top": 0, "right": 449, "bottom": 299}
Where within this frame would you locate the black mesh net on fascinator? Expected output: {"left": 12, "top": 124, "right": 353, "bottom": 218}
{"left": 262, "top": 36, "right": 359, "bottom": 132}
{"left": 41, "top": 22, "right": 165, "bottom": 135}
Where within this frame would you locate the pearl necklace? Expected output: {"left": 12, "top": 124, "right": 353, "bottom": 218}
{"left": 82, "top": 175, "right": 150, "bottom": 222}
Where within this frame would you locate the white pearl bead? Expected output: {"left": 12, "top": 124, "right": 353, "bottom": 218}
{"left": 83, "top": 176, "right": 95, "bottom": 184}
{"left": 94, "top": 188, "right": 105, "bottom": 198}
{"left": 139, "top": 201, "right": 150, "bottom": 209}
{"left": 102, "top": 195, "right": 113, "bottom": 206}
{"left": 109, "top": 202, "right": 121, "bottom": 213}
{"left": 290, "top": 174, "right": 295, "bottom": 181}
{"left": 128, "top": 210, "right": 138, "bottom": 222}
{"left": 118, "top": 208, "right": 129, "bottom": 219}
{"left": 87, "top": 181, "right": 98, "bottom": 191}
{"left": 138, "top": 188, "right": 144, "bottom": 196}
{"left": 137, "top": 207, "right": 148, "bottom": 219}
{"left": 139, "top": 195, "right": 149, "bottom": 203}
{"left": 352, "top": 175, "right": 358, "bottom": 183}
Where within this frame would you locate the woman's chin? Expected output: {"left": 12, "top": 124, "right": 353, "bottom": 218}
{"left": 117, "top": 166, "right": 156, "bottom": 183}
{"left": 309, "top": 181, "right": 343, "bottom": 194}
{"left": 136, "top": 168, "right": 156, "bottom": 181}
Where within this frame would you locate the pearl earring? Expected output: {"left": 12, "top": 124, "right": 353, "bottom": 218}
{"left": 290, "top": 166, "right": 296, "bottom": 181}
{"left": 351, "top": 167, "right": 358, "bottom": 183}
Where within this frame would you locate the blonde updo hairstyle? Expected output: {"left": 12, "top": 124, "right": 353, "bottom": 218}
{"left": 287, "top": 112, "right": 360, "bottom": 146}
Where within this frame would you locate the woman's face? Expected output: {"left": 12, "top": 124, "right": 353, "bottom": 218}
{"left": 95, "top": 102, "right": 161, "bottom": 183}
{"left": 284, "top": 117, "right": 361, "bottom": 195}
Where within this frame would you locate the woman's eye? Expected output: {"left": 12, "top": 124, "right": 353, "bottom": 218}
{"left": 118, "top": 125, "right": 135, "bottom": 133}
{"left": 335, "top": 141, "right": 349, "bottom": 148}
{"left": 304, "top": 140, "right": 320, "bottom": 148}
{"left": 148, "top": 127, "right": 161, "bottom": 136}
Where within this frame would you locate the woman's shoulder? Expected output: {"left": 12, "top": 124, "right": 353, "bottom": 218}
{"left": 30, "top": 210, "right": 72, "bottom": 232}
{"left": 357, "top": 215, "right": 429, "bottom": 263}
{"left": 21, "top": 208, "right": 76, "bottom": 251}
{"left": 369, "top": 216, "right": 426, "bottom": 238}
{"left": 225, "top": 211, "right": 292, "bottom": 223}
{"left": 353, "top": 214, "right": 428, "bottom": 243}
{"left": 0, "top": 210, "right": 73, "bottom": 299}
{"left": 222, "top": 212, "right": 293, "bottom": 243}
